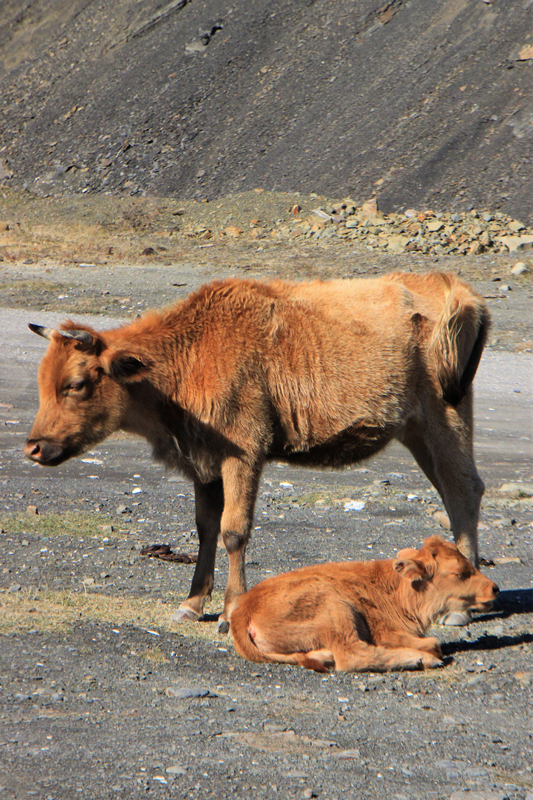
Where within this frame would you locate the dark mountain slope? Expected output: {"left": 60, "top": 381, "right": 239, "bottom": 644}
{"left": 1, "top": 0, "right": 532, "bottom": 221}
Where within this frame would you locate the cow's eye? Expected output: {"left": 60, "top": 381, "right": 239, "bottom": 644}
{"left": 67, "top": 380, "right": 86, "bottom": 392}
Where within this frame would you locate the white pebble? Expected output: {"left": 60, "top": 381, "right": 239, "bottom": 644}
{"left": 344, "top": 500, "right": 366, "bottom": 512}
{"left": 511, "top": 262, "right": 527, "bottom": 276}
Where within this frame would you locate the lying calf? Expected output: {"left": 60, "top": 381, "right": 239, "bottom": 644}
{"left": 229, "top": 535, "right": 498, "bottom": 672}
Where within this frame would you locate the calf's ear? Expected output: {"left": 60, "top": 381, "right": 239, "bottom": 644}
{"left": 393, "top": 557, "right": 427, "bottom": 584}
{"left": 104, "top": 350, "right": 150, "bottom": 382}
{"left": 396, "top": 547, "right": 419, "bottom": 561}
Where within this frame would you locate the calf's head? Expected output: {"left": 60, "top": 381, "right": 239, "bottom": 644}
{"left": 394, "top": 535, "right": 499, "bottom": 618}
{"left": 25, "top": 323, "right": 149, "bottom": 466}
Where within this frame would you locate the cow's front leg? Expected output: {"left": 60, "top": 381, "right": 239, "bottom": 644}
{"left": 218, "top": 457, "right": 261, "bottom": 633}
{"left": 172, "top": 479, "right": 224, "bottom": 623}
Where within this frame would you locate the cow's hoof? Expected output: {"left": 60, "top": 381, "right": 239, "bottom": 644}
{"left": 439, "top": 610, "right": 472, "bottom": 627}
{"left": 218, "top": 619, "right": 230, "bottom": 634}
{"left": 172, "top": 607, "right": 202, "bottom": 623}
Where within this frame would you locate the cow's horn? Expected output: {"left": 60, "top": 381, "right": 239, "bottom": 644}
{"left": 28, "top": 323, "right": 55, "bottom": 340}
{"left": 59, "top": 329, "right": 94, "bottom": 345}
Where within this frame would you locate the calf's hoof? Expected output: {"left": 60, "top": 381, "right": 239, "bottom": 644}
{"left": 421, "top": 653, "right": 444, "bottom": 669}
{"left": 172, "top": 606, "right": 202, "bottom": 624}
{"left": 218, "top": 618, "right": 230, "bottom": 634}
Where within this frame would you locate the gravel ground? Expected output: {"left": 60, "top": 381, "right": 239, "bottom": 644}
{"left": 2, "top": 0, "right": 532, "bottom": 792}
{"left": 1, "top": 237, "right": 532, "bottom": 800}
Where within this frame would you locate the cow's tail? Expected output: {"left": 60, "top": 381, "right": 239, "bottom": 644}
{"left": 428, "top": 274, "right": 490, "bottom": 407}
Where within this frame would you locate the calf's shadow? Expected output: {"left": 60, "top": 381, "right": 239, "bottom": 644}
{"left": 442, "top": 588, "right": 533, "bottom": 658}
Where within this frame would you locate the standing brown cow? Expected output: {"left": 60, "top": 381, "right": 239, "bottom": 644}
{"left": 25, "top": 272, "right": 489, "bottom": 629}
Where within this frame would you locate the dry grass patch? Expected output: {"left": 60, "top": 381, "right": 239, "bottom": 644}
{"left": 140, "top": 646, "right": 170, "bottom": 663}
{"left": 0, "top": 511, "right": 128, "bottom": 539}
{"left": 0, "top": 588, "right": 171, "bottom": 633}
{"left": 0, "top": 587, "right": 227, "bottom": 643}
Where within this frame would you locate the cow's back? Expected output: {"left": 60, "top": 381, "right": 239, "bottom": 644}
{"left": 103, "top": 273, "right": 480, "bottom": 465}
{"left": 259, "top": 276, "right": 423, "bottom": 456}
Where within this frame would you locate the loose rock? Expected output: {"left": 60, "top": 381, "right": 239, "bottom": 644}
{"left": 518, "top": 44, "right": 533, "bottom": 60}
{"left": 224, "top": 225, "right": 243, "bottom": 237}
{"left": 511, "top": 261, "right": 528, "bottom": 276}
{"left": 499, "top": 235, "right": 533, "bottom": 253}
{"left": 98, "top": 525, "right": 114, "bottom": 534}
{"left": 166, "top": 765, "right": 187, "bottom": 775}
{"left": 433, "top": 511, "right": 451, "bottom": 531}
{"left": 164, "top": 686, "right": 210, "bottom": 699}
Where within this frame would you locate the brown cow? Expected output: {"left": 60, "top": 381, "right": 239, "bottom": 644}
{"left": 229, "top": 535, "right": 499, "bottom": 672}
{"left": 25, "top": 272, "right": 489, "bottom": 629}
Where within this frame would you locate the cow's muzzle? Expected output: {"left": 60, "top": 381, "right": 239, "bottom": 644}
{"left": 24, "top": 439, "right": 70, "bottom": 466}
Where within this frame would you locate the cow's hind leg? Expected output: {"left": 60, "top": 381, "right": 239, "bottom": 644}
{"left": 398, "top": 391, "right": 484, "bottom": 567}
{"left": 218, "top": 457, "right": 262, "bottom": 632}
{"left": 173, "top": 479, "right": 224, "bottom": 622}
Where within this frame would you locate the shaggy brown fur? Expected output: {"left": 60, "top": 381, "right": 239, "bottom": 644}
{"left": 229, "top": 536, "right": 499, "bottom": 672}
{"left": 25, "top": 272, "right": 489, "bottom": 625}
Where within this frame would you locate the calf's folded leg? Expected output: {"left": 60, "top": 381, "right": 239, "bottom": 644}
{"left": 260, "top": 649, "right": 336, "bottom": 673}
{"left": 331, "top": 641, "right": 443, "bottom": 672}
{"left": 377, "top": 632, "right": 443, "bottom": 660}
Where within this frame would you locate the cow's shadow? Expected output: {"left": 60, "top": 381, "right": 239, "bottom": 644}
{"left": 203, "top": 613, "right": 222, "bottom": 623}
{"left": 442, "top": 588, "right": 533, "bottom": 658}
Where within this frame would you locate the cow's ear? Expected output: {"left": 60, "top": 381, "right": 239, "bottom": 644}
{"left": 393, "top": 557, "right": 427, "bottom": 584}
{"left": 105, "top": 351, "right": 150, "bottom": 383}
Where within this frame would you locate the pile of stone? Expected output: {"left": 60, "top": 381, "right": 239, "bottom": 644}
{"left": 187, "top": 197, "right": 533, "bottom": 257}
{"left": 276, "top": 199, "right": 533, "bottom": 256}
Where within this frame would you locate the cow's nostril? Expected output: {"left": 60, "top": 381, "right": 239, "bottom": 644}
{"left": 492, "top": 584, "right": 500, "bottom": 596}
{"left": 24, "top": 440, "right": 42, "bottom": 461}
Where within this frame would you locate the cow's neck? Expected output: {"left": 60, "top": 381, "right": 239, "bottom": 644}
{"left": 118, "top": 381, "right": 222, "bottom": 484}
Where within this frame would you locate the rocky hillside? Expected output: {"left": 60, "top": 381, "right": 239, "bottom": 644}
{"left": 1, "top": 0, "right": 532, "bottom": 221}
